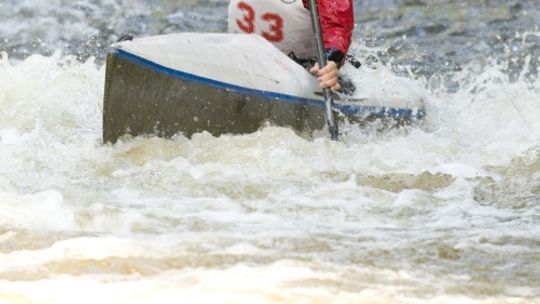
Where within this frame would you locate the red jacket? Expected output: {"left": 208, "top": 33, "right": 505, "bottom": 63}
{"left": 302, "top": 0, "right": 354, "bottom": 56}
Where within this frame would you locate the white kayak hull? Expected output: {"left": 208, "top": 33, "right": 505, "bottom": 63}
{"left": 103, "top": 33, "right": 425, "bottom": 143}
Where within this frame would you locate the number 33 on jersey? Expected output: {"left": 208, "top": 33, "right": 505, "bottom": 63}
{"left": 227, "top": 0, "right": 317, "bottom": 59}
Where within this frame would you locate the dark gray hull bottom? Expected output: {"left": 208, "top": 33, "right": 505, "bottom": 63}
{"left": 103, "top": 50, "right": 424, "bottom": 143}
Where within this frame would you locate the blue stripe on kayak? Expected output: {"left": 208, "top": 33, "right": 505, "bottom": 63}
{"left": 113, "top": 48, "right": 425, "bottom": 119}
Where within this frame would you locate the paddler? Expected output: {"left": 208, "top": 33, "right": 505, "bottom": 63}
{"left": 227, "top": 0, "right": 354, "bottom": 92}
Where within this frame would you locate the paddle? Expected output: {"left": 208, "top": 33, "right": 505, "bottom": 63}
{"left": 308, "top": 0, "right": 339, "bottom": 140}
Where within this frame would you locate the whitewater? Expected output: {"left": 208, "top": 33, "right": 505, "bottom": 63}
{"left": 1, "top": 0, "right": 539, "bottom": 303}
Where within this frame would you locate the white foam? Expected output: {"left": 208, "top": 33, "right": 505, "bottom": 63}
{"left": 0, "top": 262, "right": 535, "bottom": 304}
{"left": 0, "top": 190, "right": 74, "bottom": 231}
{"left": 0, "top": 45, "right": 539, "bottom": 304}
{"left": 0, "top": 236, "right": 170, "bottom": 272}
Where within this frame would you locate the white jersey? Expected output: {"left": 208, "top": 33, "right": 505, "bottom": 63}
{"left": 228, "top": 0, "right": 316, "bottom": 58}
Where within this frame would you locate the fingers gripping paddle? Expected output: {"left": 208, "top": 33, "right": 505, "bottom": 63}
{"left": 308, "top": 0, "right": 339, "bottom": 140}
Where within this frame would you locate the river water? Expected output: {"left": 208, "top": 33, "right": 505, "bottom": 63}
{"left": 1, "top": 0, "right": 539, "bottom": 303}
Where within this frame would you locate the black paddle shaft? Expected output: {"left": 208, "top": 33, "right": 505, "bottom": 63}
{"left": 308, "top": 0, "right": 339, "bottom": 140}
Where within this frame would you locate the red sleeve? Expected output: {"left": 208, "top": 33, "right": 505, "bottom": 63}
{"left": 302, "top": 0, "right": 354, "bottom": 55}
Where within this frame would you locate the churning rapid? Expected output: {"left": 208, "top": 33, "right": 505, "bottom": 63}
{"left": 1, "top": 0, "right": 539, "bottom": 303}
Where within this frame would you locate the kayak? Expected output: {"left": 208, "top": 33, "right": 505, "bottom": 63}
{"left": 102, "top": 33, "right": 426, "bottom": 143}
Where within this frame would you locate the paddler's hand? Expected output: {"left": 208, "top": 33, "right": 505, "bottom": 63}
{"left": 310, "top": 61, "right": 341, "bottom": 91}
